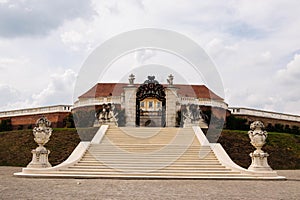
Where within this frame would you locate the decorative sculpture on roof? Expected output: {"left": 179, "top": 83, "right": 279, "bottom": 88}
{"left": 27, "top": 116, "right": 52, "bottom": 168}
{"left": 128, "top": 73, "right": 135, "bottom": 85}
{"left": 167, "top": 74, "right": 174, "bottom": 86}
{"left": 143, "top": 75, "right": 159, "bottom": 84}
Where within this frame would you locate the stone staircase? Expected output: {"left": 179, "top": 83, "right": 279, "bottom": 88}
{"left": 54, "top": 126, "right": 248, "bottom": 178}
{"left": 16, "top": 125, "right": 284, "bottom": 179}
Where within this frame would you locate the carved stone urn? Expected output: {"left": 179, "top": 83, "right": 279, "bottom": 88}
{"left": 27, "top": 117, "right": 52, "bottom": 168}
{"left": 248, "top": 121, "right": 272, "bottom": 171}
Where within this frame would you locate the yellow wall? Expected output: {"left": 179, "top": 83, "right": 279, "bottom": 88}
{"left": 140, "top": 98, "right": 162, "bottom": 111}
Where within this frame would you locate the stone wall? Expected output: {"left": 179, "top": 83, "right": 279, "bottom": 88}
{"left": 0, "top": 112, "right": 70, "bottom": 130}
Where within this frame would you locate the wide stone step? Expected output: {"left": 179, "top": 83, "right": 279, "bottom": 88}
{"left": 80, "top": 155, "right": 219, "bottom": 159}
{"left": 76, "top": 160, "right": 221, "bottom": 164}
{"left": 102, "top": 128, "right": 197, "bottom": 145}
{"left": 89, "top": 144, "right": 208, "bottom": 148}
{"left": 88, "top": 145, "right": 210, "bottom": 152}
{"left": 63, "top": 168, "right": 235, "bottom": 174}
{"left": 82, "top": 155, "right": 217, "bottom": 159}
{"left": 86, "top": 150, "right": 214, "bottom": 155}
{"left": 101, "top": 141, "right": 198, "bottom": 145}
{"left": 80, "top": 158, "right": 218, "bottom": 163}
{"left": 71, "top": 164, "right": 226, "bottom": 169}
{"left": 54, "top": 170, "right": 243, "bottom": 177}
{"left": 88, "top": 147, "right": 207, "bottom": 152}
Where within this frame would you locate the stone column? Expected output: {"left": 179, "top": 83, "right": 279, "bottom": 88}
{"left": 248, "top": 121, "right": 273, "bottom": 171}
{"left": 165, "top": 87, "right": 178, "bottom": 127}
{"left": 123, "top": 74, "right": 137, "bottom": 127}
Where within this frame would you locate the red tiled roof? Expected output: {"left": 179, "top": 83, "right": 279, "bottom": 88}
{"left": 79, "top": 83, "right": 223, "bottom": 101}
{"left": 175, "top": 84, "right": 223, "bottom": 100}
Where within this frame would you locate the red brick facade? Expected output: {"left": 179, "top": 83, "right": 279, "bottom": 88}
{"left": 0, "top": 112, "right": 70, "bottom": 130}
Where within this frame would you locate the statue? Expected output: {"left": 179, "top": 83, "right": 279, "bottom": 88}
{"left": 27, "top": 117, "right": 52, "bottom": 168}
{"left": 182, "top": 104, "right": 206, "bottom": 127}
{"left": 182, "top": 105, "right": 192, "bottom": 127}
{"left": 248, "top": 121, "right": 272, "bottom": 171}
{"left": 109, "top": 104, "right": 119, "bottom": 126}
{"left": 98, "top": 104, "right": 119, "bottom": 126}
{"left": 167, "top": 74, "right": 174, "bottom": 86}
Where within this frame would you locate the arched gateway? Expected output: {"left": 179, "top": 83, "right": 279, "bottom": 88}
{"left": 135, "top": 76, "right": 166, "bottom": 127}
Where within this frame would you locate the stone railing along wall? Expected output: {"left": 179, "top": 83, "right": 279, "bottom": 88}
{"left": 0, "top": 105, "right": 72, "bottom": 118}
{"left": 73, "top": 96, "right": 122, "bottom": 108}
{"left": 180, "top": 97, "right": 228, "bottom": 109}
{"left": 229, "top": 107, "right": 300, "bottom": 122}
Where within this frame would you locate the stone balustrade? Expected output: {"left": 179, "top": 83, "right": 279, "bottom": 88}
{"left": 73, "top": 97, "right": 122, "bottom": 108}
{"left": 0, "top": 105, "right": 72, "bottom": 118}
{"left": 229, "top": 107, "right": 300, "bottom": 122}
{"left": 179, "top": 97, "right": 228, "bottom": 109}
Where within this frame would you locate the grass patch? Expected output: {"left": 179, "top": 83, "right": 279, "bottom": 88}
{"left": 218, "top": 130, "right": 300, "bottom": 169}
{"left": 0, "top": 129, "right": 80, "bottom": 167}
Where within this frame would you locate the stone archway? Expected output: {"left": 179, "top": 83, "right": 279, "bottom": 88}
{"left": 136, "top": 76, "right": 166, "bottom": 127}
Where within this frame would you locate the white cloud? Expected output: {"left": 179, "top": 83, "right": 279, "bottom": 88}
{"left": 230, "top": 53, "right": 300, "bottom": 114}
{"left": 32, "top": 69, "right": 77, "bottom": 105}
{"left": 0, "top": 57, "right": 29, "bottom": 68}
{"left": 261, "top": 51, "right": 271, "bottom": 61}
{"left": 0, "top": 85, "right": 21, "bottom": 107}
{"left": 276, "top": 54, "right": 300, "bottom": 83}
{"left": 134, "top": 49, "right": 156, "bottom": 64}
{"left": 0, "top": 69, "right": 76, "bottom": 111}
{"left": 61, "top": 31, "right": 83, "bottom": 44}
{"left": 0, "top": 0, "right": 96, "bottom": 38}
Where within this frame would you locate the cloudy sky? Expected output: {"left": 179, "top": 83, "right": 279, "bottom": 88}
{"left": 0, "top": 0, "right": 299, "bottom": 115}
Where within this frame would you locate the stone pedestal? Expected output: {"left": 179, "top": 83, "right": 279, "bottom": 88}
{"left": 27, "top": 146, "right": 51, "bottom": 168}
{"left": 248, "top": 152, "right": 272, "bottom": 171}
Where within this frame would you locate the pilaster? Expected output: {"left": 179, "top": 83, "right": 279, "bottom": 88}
{"left": 124, "top": 86, "right": 137, "bottom": 127}
{"left": 165, "top": 87, "right": 178, "bottom": 127}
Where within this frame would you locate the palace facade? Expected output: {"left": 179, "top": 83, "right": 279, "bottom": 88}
{"left": 72, "top": 75, "right": 228, "bottom": 128}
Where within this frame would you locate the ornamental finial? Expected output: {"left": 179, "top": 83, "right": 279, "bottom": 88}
{"left": 128, "top": 74, "right": 135, "bottom": 85}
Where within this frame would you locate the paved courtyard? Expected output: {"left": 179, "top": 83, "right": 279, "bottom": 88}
{"left": 0, "top": 167, "right": 299, "bottom": 200}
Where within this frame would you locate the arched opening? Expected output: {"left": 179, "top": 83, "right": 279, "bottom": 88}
{"left": 136, "top": 76, "right": 166, "bottom": 127}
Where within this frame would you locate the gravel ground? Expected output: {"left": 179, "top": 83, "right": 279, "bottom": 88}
{"left": 0, "top": 167, "right": 299, "bottom": 200}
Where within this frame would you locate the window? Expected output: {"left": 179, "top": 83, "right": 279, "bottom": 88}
{"left": 157, "top": 102, "right": 161, "bottom": 108}
{"left": 140, "top": 102, "right": 145, "bottom": 108}
{"left": 149, "top": 101, "right": 153, "bottom": 108}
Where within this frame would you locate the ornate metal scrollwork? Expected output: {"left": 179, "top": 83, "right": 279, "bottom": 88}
{"left": 136, "top": 76, "right": 166, "bottom": 101}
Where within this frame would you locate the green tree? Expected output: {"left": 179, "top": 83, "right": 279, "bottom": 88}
{"left": 291, "top": 126, "right": 300, "bottom": 135}
{"left": 225, "top": 115, "right": 248, "bottom": 131}
{"left": 0, "top": 119, "right": 13, "bottom": 132}
{"left": 63, "top": 113, "right": 75, "bottom": 128}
